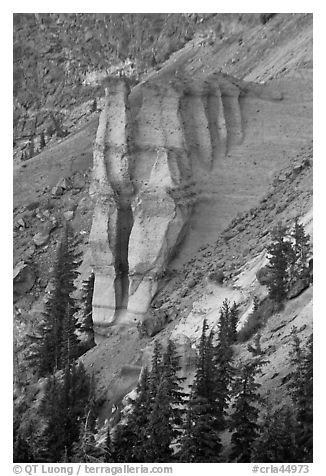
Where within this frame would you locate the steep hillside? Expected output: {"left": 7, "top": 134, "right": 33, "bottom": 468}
{"left": 13, "top": 13, "right": 313, "bottom": 462}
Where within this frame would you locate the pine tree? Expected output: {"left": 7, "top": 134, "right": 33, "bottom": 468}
{"left": 161, "top": 340, "right": 186, "bottom": 438}
{"left": 60, "top": 302, "right": 80, "bottom": 368}
{"left": 289, "top": 218, "right": 311, "bottom": 287}
{"left": 179, "top": 320, "right": 223, "bottom": 462}
{"left": 214, "top": 303, "right": 236, "bottom": 429}
{"left": 146, "top": 340, "right": 186, "bottom": 461}
{"left": 104, "top": 427, "right": 114, "bottom": 463}
{"left": 13, "top": 433, "right": 33, "bottom": 463}
{"left": 266, "top": 225, "right": 293, "bottom": 302}
{"left": 149, "top": 340, "right": 163, "bottom": 403}
{"left": 35, "top": 224, "right": 81, "bottom": 376}
{"left": 229, "top": 301, "right": 239, "bottom": 343}
{"left": 111, "top": 367, "right": 152, "bottom": 462}
{"left": 253, "top": 405, "right": 298, "bottom": 462}
{"left": 230, "top": 359, "right": 266, "bottom": 462}
{"left": 111, "top": 422, "right": 137, "bottom": 462}
{"left": 79, "top": 272, "right": 95, "bottom": 351}
{"left": 128, "top": 366, "right": 152, "bottom": 461}
{"left": 146, "top": 378, "right": 173, "bottom": 462}
{"left": 287, "top": 329, "right": 313, "bottom": 462}
{"left": 41, "top": 362, "right": 92, "bottom": 462}
{"left": 71, "top": 405, "right": 101, "bottom": 462}
{"left": 217, "top": 299, "right": 230, "bottom": 345}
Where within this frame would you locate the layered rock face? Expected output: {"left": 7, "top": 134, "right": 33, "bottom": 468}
{"left": 89, "top": 74, "right": 287, "bottom": 336}
{"left": 89, "top": 80, "right": 133, "bottom": 333}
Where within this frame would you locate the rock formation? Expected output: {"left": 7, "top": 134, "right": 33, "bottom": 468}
{"left": 89, "top": 79, "right": 133, "bottom": 334}
{"left": 88, "top": 74, "right": 285, "bottom": 337}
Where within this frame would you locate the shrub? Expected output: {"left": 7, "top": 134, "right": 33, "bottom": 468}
{"left": 208, "top": 269, "right": 225, "bottom": 284}
{"left": 256, "top": 266, "right": 273, "bottom": 286}
{"left": 237, "top": 298, "right": 283, "bottom": 343}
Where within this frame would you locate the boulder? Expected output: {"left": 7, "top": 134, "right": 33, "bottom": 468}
{"left": 58, "top": 177, "right": 72, "bottom": 190}
{"left": 33, "top": 220, "right": 57, "bottom": 246}
{"left": 33, "top": 231, "right": 50, "bottom": 247}
{"left": 51, "top": 185, "right": 63, "bottom": 196}
{"left": 15, "top": 218, "right": 26, "bottom": 229}
{"left": 63, "top": 210, "right": 74, "bottom": 221}
{"left": 13, "top": 262, "right": 36, "bottom": 300}
{"left": 138, "top": 309, "right": 167, "bottom": 337}
{"left": 22, "top": 245, "right": 36, "bottom": 261}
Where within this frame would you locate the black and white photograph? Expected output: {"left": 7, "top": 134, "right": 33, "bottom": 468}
{"left": 11, "top": 7, "right": 314, "bottom": 471}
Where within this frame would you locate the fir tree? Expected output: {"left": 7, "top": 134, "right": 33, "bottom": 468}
{"left": 253, "top": 405, "right": 298, "bottom": 462}
{"left": 161, "top": 340, "right": 186, "bottom": 435}
{"left": 149, "top": 340, "right": 163, "bottom": 402}
{"left": 71, "top": 404, "right": 101, "bottom": 462}
{"left": 112, "top": 422, "right": 137, "bottom": 463}
{"left": 146, "top": 340, "right": 186, "bottom": 461}
{"left": 146, "top": 378, "right": 173, "bottom": 462}
{"left": 112, "top": 367, "right": 152, "bottom": 462}
{"left": 287, "top": 329, "right": 313, "bottom": 462}
{"left": 41, "top": 362, "right": 92, "bottom": 462}
{"left": 179, "top": 320, "right": 223, "bottom": 462}
{"left": 266, "top": 225, "right": 293, "bottom": 302}
{"left": 104, "top": 427, "right": 114, "bottom": 463}
{"left": 13, "top": 433, "right": 33, "bottom": 463}
{"left": 214, "top": 303, "right": 236, "bottom": 429}
{"left": 229, "top": 301, "right": 239, "bottom": 343}
{"left": 230, "top": 359, "right": 266, "bottom": 462}
{"left": 35, "top": 224, "right": 81, "bottom": 376}
{"left": 79, "top": 272, "right": 96, "bottom": 351}
{"left": 60, "top": 302, "right": 80, "bottom": 368}
{"left": 289, "top": 218, "right": 311, "bottom": 287}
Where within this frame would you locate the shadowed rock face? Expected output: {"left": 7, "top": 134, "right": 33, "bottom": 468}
{"left": 89, "top": 74, "right": 285, "bottom": 337}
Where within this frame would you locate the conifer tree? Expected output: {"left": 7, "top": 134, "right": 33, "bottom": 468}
{"left": 60, "top": 302, "right": 80, "bottom": 368}
{"left": 145, "top": 340, "right": 186, "bottom": 461}
{"left": 230, "top": 359, "right": 266, "bottom": 462}
{"left": 214, "top": 303, "right": 236, "bottom": 429}
{"left": 149, "top": 340, "right": 163, "bottom": 402}
{"left": 229, "top": 301, "right": 239, "bottom": 343}
{"left": 253, "top": 405, "right": 298, "bottom": 462}
{"left": 112, "top": 367, "right": 152, "bottom": 462}
{"left": 35, "top": 224, "right": 81, "bottom": 376}
{"left": 266, "top": 225, "right": 293, "bottom": 302}
{"left": 79, "top": 272, "right": 95, "bottom": 351}
{"left": 146, "top": 378, "right": 173, "bottom": 462}
{"left": 71, "top": 404, "right": 101, "bottom": 463}
{"left": 179, "top": 320, "right": 223, "bottom": 462}
{"left": 104, "top": 427, "right": 114, "bottom": 463}
{"left": 111, "top": 422, "right": 138, "bottom": 462}
{"left": 161, "top": 340, "right": 186, "bottom": 438}
{"left": 287, "top": 329, "right": 313, "bottom": 462}
{"left": 13, "top": 433, "right": 33, "bottom": 463}
{"left": 289, "top": 218, "right": 311, "bottom": 286}
{"left": 41, "top": 362, "right": 92, "bottom": 462}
